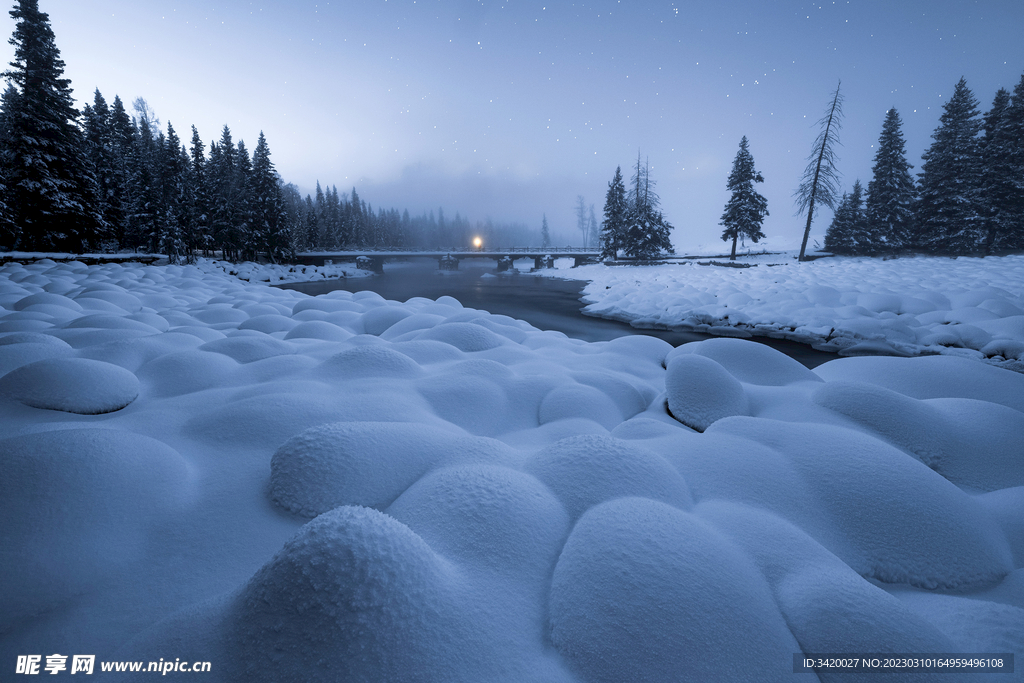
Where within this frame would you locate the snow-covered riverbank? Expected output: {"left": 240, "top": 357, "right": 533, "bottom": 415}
{"left": 541, "top": 252, "right": 1024, "bottom": 370}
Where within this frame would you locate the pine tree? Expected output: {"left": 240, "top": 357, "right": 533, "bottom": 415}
{"left": 108, "top": 95, "right": 135, "bottom": 247}
{"left": 125, "top": 114, "right": 160, "bottom": 252}
{"left": 302, "top": 194, "right": 317, "bottom": 251}
{"left": 978, "top": 87, "right": 1019, "bottom": 252}
{"left": 1005, "top": 74, "right": 1024, "bottom": 249}
{"left": 719, "top": 136, "right": 768, "bottom": 260}
{"left": 186, "top": 126, "right": 210, "bottom": 256}
{"left": 824, "top": 191, "right": 853, "bottom": 254}
{"left": 208, "top": 125, "right": 247, "bottom": 259}
{"left": 916, "top": 77, "right": 984, "bottom": 254}
{"left": 599, "top": 166, "right": 627, "bottom": 259}
{"left": 795, "top": 81, "right": 844, "bottom": 261}
{"left": 249, "top": 131, "right": 288, "bottom": 262}
{"left": 0, "top": 84, "right": 15, "bottom": 243}
{"left": 350, "top": 187, "right": 364, "bottom": 246}
{"left": 540, "top": 213, "right": 551, "bottom": 248}
{"left": 623, "top": 152, "right": 673, "bottom": 259}
{"left": 824, "top": 180, "right": 868, "bottom": 254}
{"left": 158, "top": 122, "right": 188, "bottom": 262}
{"left": 866, "top": 108, "right": 915, "bottom": 252}
{"left": 81, "top": 90, "right": 120, "bottom": 247}
{"left": 234, "top": 138, "right": 252, "bottom": 259}
{"left": 1, "top": 0, "right": 99, "bottom": 251}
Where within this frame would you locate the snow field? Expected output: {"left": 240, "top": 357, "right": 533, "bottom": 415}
{"left": 553, "top": 253, "right": 1024, "bottom": 368}
{"left": 1, "top": 258, "right": 1023, "bottom": 682}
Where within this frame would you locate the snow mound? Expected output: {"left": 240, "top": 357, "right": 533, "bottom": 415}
{"left": 0, "top": 334, "right": 74, "bottom": 376}
{"left": 0, "top": 428, "right": 190, "bottom": 632}
{"left": 237, "top": 313, "right": 297, "bottom": 334}
{"left": 360, "top": 304, "right": 413, "bottom": 335}
{"left": 709, "top": 417, "right": 1015, "bottom": 590}
{"left": 418, "top": 321, "right": 510, "bottom": 351}
{"left": 12, "top": 291, "right": 83, "bottom": 312}
{"left": 387, "top": 464, "right": 569, "bottom": 580}
{"left": 665, "top": 353, "right": 748, "bottom": 431}
{"left": 318, "top": 343, "right": 425, "bottom": 380}
{"left": 524, "top": 434, "right": 692, "bottom": 520}
{"left": 814, "top": 381, "right": 1024, "bottom": 491}
{"left": 270, "top": 421, "right": 514, "bottom": 517}
{"left": 777, "top": 566, "right": 959, "bottom": 657}
{"left": 668, "top": 337, "right": 822, "bottom": 385}
{"left": 136, "top": 348, "right": 239, "bottom": 397}
{"left": 0, "top": 357, "right": 139, "bottom": 414}
{"left": 549, "top": 497, "right": 799, "bottom": 682}
{"left": 198, "top": 335, "right": 294, "bottom": 363}
{"left": 814, "top": 355, "right": 1024, "bottom": 413}
{"left": 234, "top": 506, "right": 459, "bottom": 683}
{"left": 538, "top": 382, "right": 623, "bottom": 430}
{"left": 283, "top": 319, "right": 354, "bottom": 341}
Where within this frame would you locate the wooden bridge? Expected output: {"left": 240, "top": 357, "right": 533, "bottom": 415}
{"left": 295, "top": 248, "right": 603, "bottom": 274}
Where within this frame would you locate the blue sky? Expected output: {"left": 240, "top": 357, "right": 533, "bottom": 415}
{"left": 3, "top": 0, "right": 1023, "bottom": 249}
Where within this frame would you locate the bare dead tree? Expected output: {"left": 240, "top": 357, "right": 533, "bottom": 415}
{"left": 795, "top": 81, "right": 844, "bottom": 261}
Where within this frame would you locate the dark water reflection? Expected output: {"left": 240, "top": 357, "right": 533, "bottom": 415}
{"left": 276, "top": 258, "right": 837, "bottom": 369}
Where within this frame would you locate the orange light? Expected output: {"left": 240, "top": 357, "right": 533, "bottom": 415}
{"left": 473, "top": 237, "right": 483, "bottom": 249}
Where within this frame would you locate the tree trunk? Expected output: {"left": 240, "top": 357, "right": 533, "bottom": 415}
{"left": 730, "top": 233, "right": 738, "bottom": 260}
{"left": 799, "top": 199, "right": 816, "bottom": 261}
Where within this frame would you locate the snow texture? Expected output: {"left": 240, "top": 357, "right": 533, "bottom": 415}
{"left": 1, "top": 256, "right": 1023, "bottom": 682}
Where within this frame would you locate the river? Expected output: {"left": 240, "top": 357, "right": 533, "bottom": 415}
{"left": 276, "top": 258, "right": 837, "bottom": 369}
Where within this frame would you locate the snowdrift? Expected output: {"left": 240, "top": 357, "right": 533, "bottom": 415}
{"left": 1, "top": 258, "right": 1022, "bottom": 682}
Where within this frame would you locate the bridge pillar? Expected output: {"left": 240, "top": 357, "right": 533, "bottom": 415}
{"left": 496, "top": 256, "right": 515, "bottom": 272}
{"left": 438, "top": 255, "right": 459, "bottom": 271}
{"left": 573, "top": 255, "right": 598, "bottom": 268}
{"left": 534, "top": 255, "right": 555, "bottom": 269}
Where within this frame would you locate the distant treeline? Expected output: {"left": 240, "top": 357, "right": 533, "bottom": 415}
{"left": 825, "top": 75, "right": 1024, "bottom": 257}
{"left": 0, "top": 1, "right": 537, "bottom": 261}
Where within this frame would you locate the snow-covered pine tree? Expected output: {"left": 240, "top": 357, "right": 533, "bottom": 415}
{"left": 187, "top": 126, "right": 210, "bottom": 257}
{"left": 303, "top": 194, "right": 317, "bottom": 251}
{"left": 0, "top": 85, "right": 13, "bottom": 244}
{"left": 108, "top": 95, "right": 135, "bottom": 247}
{"left": 719, "top": 136, "right": 768, "bottom": 260}
{"left": 541, "top": 213, "right": 551, "bottom": 248}
{"left": 825, "top": 180, "right": 868, "bottom": 254}
{"left": 1, "top": 0, "right": 100, "bottom": 251}
{"left": 979, "top": 87, "right": 1019, "bottom": 253}
{"left": 1006, "top": 74, "right": 1024, "bottom": 250}
{"left": 623, "top": 153, "right": 673, "bottom": 260}
{"left": 916, "top": 77, "right": 984, "bottom": 254}
{"left": 158, "top": 122, "right": 188, "bottom": 263}
{"left": 249, "top": 131, "right": 288, "bottom": 262}
{"left": 824, "top": 191, "right": 853, "bottom": 254}
{"left": 125, "top": 115, "right": 160, "bottom": 252}
{"left": 208, "top": 126, "right": 245, "bottom": 259}
{"left": 599, "top": 166, "right": 627, "bottom": 259}
{"left": 349, "top": 187, "right": 364, "bottom": 246}
{"left": 81, "top": 90, "right": 122, "bottom": 248}
{"left": 866, "top": 108, "right": 915, "bottom": 253}
{"left": 234, "top": 139, "right": 252, "bottom": 259}
{"left": 795, "top": 81, "right": 843, "bottom": 261}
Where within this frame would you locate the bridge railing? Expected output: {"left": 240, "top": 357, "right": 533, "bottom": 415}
{"left": 298, "top": 247, "right": 603, "bottom": 255}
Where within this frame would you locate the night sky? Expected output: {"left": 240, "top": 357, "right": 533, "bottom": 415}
{"left": 3, "top": 1, "right": 1022, "bottom": 250}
